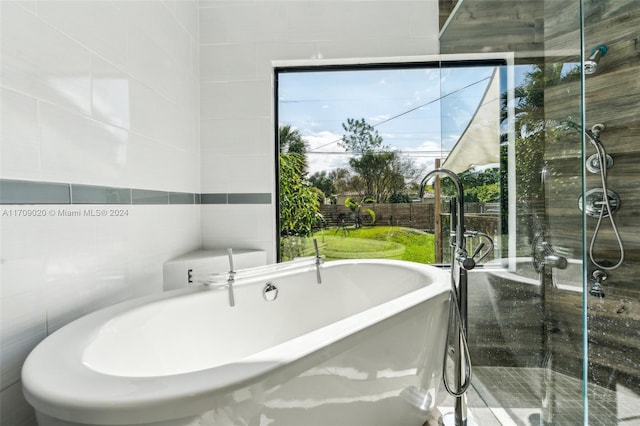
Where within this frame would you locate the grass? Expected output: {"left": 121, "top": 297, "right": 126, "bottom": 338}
{"left": 315, "top": 236, "right": 406, "bottom": 259}
{"left": 282, "top": 226, "right": 435, "bottom": 263}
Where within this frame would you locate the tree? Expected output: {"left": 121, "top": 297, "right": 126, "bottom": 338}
{"left": 339, "top": 118, "right": 385, "bottom": 155}
{"left": 278, "top": 124, "right": 322, "bottom": 250}
{"left": 476, "top": 182, "right": 501, "bottom": 202}
{"left": 439, "top": 168, "right": 501, "bottom": 202}
{"left": 279, "top": 152, "right": 321, "bottom": 237}
{"left": 388, "top": 191, "right": 412, "bottom": 203}
{"left": 328, "top": 168, "right": 352, "bottom": 195}
{"left": 309, "top": 171, "right": 336, "bottom": 201}
{"left": 340, "top": 118, "right": 416, "bottom": 202}
{"left": 279, "top": 124, "right": 308, "bottom": 172}
{"left": 500, "top": 63, "right": 580, "bottom": 205}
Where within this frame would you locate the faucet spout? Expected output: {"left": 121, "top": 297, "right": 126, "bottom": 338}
{"left": 313, "top": 239, "right": 323, "bottom": 284}
{"left": 541, "top": 241, "right": 568, "bottom": 270}
{"left": 419, "top": 168, "right": 467, "bottom": 254}
{"left": 226, "top": 248, "right": 236, "bottom": 307}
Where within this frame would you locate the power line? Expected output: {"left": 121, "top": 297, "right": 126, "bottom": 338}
{"left": 307, "top": 150, "right": 449, "bottom": 156}
{"left": 305, "top": 75, "right": 492, "bottom": 153}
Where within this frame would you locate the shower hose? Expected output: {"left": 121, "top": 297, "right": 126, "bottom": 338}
{"left": 441, "top": 265, "right": 472, "bottom": 397}
{"left": 589, "top": 135, "right": 624, "bottom": 270}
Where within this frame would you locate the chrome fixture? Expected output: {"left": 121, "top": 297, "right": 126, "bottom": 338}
{"left": 262, "top": 282, "right": 278, "bottom": 301}
{"left": 533, "top": 237, "right": 568, "bottom": 273}
{"left": 589, "top": 270, "right": 607, "bottom": 298}
{"left": 420, "top": 169, "right": 476, "bottom": 272}
{"left": 562, "top": 121, "right": 624, "bottom": 271}
{"left": 541, "top": 242, "right": 568, "bottom": 270}
{"left": 582, "top": 124, "right": 624, "bottom": 270}
{"left": 585, "top": 125, "right": 612, "bottom": 173}
{"left": 579, "top": 188, "right": 620, "bottom": 218}
{"left": 586, "top": 152, "right": 613, "bottom": 173}
{"left": 559, "top": 121, "right": 607, "bottom": 152}
{"left": 226, "top": 248, "right": 236, "bottom": 307}
{"left": 419, "top": 168, "right": 490, "bottom": 426}
{"left": 591, "top": 122, "right": 605, "bottom": 139}
{"left": 313, "top": 238, "right": 323, "bottom": 284}
{"left": 464, "top": 231, "right": 494, "bottom": 265}
{"left": 584, "top": 44, "right": 608, "bottom": 75}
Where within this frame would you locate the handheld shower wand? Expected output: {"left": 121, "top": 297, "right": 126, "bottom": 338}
{"left": 561, "top": 121, "right": 624, "bottom": 270}
{"left": 584, "top": 125, "right": 624, "bottom": 270}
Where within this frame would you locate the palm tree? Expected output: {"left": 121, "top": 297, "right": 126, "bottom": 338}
{"left": 279, "top": 125, "right": 308, "bottom": 172}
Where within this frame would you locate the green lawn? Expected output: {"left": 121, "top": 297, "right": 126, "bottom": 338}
{"left": 281, "top": 226, "right": 435, "bottom": 263}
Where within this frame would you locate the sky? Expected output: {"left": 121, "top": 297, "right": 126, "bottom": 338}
{"left": 277, "top": 63, "right": 502, "bottom": 178}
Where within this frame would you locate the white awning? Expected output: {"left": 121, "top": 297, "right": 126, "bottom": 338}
{"left": 442, "top": 67, "right": 501, "bottom": 173}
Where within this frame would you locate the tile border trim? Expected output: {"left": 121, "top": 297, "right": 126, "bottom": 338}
{"left": 0, "top": 179, "right": 271, "bottom": 205}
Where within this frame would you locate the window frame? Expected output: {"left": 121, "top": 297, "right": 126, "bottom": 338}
{"left": 272, "top": 54, "right": 515, "bottom": 263}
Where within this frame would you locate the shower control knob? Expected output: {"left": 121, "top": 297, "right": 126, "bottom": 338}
{"left": 578, "top": 188, "right": 620, "bottom": 218}
{"left": 456, "top": 251, "right": 476, "bottom": 271}
{"left": 586, "top": 153, "right": 613, "bottom": 173}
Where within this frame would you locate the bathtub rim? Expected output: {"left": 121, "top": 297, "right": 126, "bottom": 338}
{"left": 22, "top": 258, "right": 450, "bottom": 425}
{"left": 483, "top": 256, "right": 583, "bottom": 291}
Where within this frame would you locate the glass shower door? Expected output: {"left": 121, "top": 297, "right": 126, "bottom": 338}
{"left": 438, "top": 0, "right": 587, "bottom": 424}
{"left": 440, "top": 0, "right": 640, "bottom": 424}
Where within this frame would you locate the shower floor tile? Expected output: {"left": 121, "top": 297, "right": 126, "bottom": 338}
{"left": 436, "top": 367, "right": 640, "bottom": 425}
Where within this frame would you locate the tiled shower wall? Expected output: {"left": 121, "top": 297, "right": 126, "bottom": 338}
{"left": 198, "top": 0, "right": 440, "bottom": 262}
{"left": 0, "top": 1, "right": 201, "bottom": 424}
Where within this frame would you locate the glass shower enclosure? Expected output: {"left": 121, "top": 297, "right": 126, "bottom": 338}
{"left": 439, "top": 0, "right": 640, "bottom": 424}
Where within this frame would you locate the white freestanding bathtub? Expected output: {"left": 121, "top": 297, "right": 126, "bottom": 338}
{"left": 22, "top": 259, "right": 450, "bottom": 426}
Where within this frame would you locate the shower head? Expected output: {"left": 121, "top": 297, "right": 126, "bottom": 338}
{"left": 584, "top": 45, "right": 608, "bottom": 75}
{"left": 557, "top": 120, "right": 604, "bottom": 149}
{"left": 558, "top": 120, "right": 582, "bottom": 132}
{"left": 589, "top": 282, "right": 606, "bottom": 297}
{"left": 589, "top": 270, "right": 607, "bottom": 298}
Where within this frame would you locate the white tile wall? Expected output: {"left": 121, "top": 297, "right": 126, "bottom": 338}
{"left": 0, "top": 0, "right": 201, "bottom": 190}
{"left": 0, "top": 89, "right": 42, "bottom": 180}
{"left": 201, "top": 117, "right": 272, "bottom": 156}
{"left": 0, "top": 1, "right": 200, "bottom": 425}
{"left": 91, "top": 56, "right": 131, "bottom": 130}
{"left": 201, "top": 152, "right": 275, "bottom": 194}
{"left": 201, "top": 204, "right": 276, "bottom": 262}
{"left": 1, "top": 2, "right": 93, "bottom": 117}
{"left": 37, "top": 1, "right": 129, "bottom": 71}
{"left": 39, "top": 102, "right": 130, "bottom": 186}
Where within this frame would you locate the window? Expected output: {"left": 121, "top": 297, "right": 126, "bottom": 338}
{"left": 275, "top": 58, "right": 511, "bottom": 263}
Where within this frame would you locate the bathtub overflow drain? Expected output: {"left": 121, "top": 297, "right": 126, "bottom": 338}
{"left": 263, "top": 282, "right": 278, "bottom": 301}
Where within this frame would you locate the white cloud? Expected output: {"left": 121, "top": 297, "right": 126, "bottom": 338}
{"left": 399, "top": 139, "right": 448, "bottom": 176}
{"left": 303, "top": 131, "right": 350, "bottom": 175}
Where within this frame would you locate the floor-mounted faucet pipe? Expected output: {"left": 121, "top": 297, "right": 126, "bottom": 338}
{"left": 419, "top": 168, "right": 475, "bottom": 426}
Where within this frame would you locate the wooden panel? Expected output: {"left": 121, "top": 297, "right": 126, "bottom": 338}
{"left": 439, "top": 0, "right": 459, "bottom": 30}
{"left": 440, "top": 0, "right": 545, "bottom": 57}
